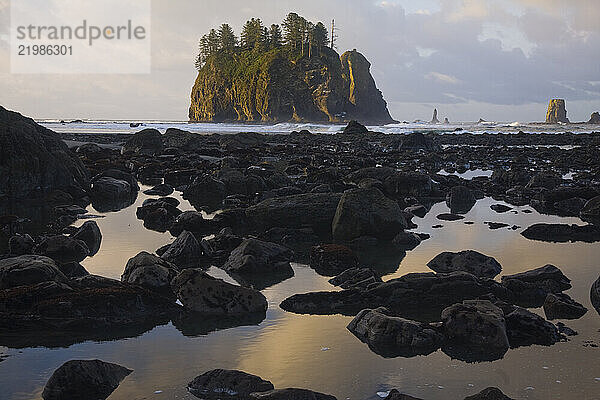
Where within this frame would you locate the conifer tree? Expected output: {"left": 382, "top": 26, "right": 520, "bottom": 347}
{"left": 268, "top": 24, "right": 283, "bottom": 49}
{"left": 218, "top": 23, "right": 238, "bottom": 52}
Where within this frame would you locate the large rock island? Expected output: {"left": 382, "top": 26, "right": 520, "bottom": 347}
{"left": 189, "top": 14, "right": 393, "bottom": 124}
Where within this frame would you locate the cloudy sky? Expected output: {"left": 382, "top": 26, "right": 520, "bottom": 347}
{"left": 0, "top": 0, "right": 599, "bottom": 122}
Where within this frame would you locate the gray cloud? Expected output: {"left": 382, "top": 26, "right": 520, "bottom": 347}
{"left": 0, "top": 0, "right": 598, "bottom": 122}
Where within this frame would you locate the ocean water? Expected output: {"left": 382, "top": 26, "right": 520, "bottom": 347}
{"left": 1, "top": 121, "right": 600, "bottom": 400}
{"left": 38, "top": 119, "right": 600, "bottom": 136}
{"left": 1, "top": 184, "right": 599, "bottom": 400}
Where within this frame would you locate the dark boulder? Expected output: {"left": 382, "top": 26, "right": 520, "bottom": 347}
{"left": 347, "top": 307, "right": 443, "bottom": 357}
{"left": 170, "top": 211, "right": 212, "bottom": 237}
{"left": 543, "top": 293, "right": 587, "bottom": 320}
{"left": 187, "top": 369, "right": 274, "bottom": 400}
{"left": 71, "top": 221, "right": 102, "bottom": 256}
{"left": 427, "top": 250, "right": 502, "bottom": 279}
{"left": 121, "top": 128, "right": 164, "bottom": 155}
{"left": 136, "top": 197, "right": 182, "bottom": 232}
{"left": 161, "top": 231, "right": 205, "bottom": 269}
{"left": 251, "top": 389, "right": 337, "bottom": 400}
{"left": 464, "top": 387, "right": 514, "bottom": 400}
{"left": 382, "top": 389, "right": 424, "bottom": 400}
{"left": 328, "top": 267, "right": 381, "bottom": 289}
{"left": 8, "top": 233, "right": 35, "bottom": 256}
{"left": 342, "top": 120, "right": 368, "bottom": 134}
{"left": 281, "top": 271, "right": 510, "bottom": 322}
{"left": 143, "top": 183, "right": 174, "bottom": 196}
{"left": 591, "top": 275, "right": 600, "bottom": 315}
{"left": 121, "top": 251, "right": 179, "bottom": 294}
{"left": 0, "top": 255, "right": 68, "bottom": 289}
{"left": 246, "top": 193, "right": 342, "bottom": 234}
{"left": 490, "top": 204, "right": 512, "bottom": 213}
{"left": 580, "top": 195, "right": 600, "bottom": 224}
{"left": 521, "top": 223, "right": 600, "bottom": 243}
{"left": 446, "top": 186, "right": 476, "bottom": 214}
{"left": 56, "top": 262, "right": 89, "bottom": 278}
{"left": 221, "top": 239, "right": 294, "bottom": 288}
{"left": 588, "top": 112, "right": 600, "bottom": 124}
{"left": 505, "top": 307, "right": 560, "bottom": 348}
{"left": 394, "top": 132, "right": 441, "bottom": 152}
{"left": 42, "top": 359, "right": 132, "bottom": 400}
{"left": 501, "top": 265, "right": 571, "bottom": 307}
{"left": 171, "top": 269, "right": 267, "bottom": 315}
{"left": 0, "top": 106, "right": 89, "bottom": 199}
{"left": 183, "top": 175, "right": 226, "bottom": 211}
{"left": 35, "top": 235, "right": 90, "bottom": 263}
{"left": 332, "top": 187, "right": 412, "bottom": 242}
{"left": 391, "top": 232, "right": 422, "bottom": 250}
{"left": 436, "top": 213, "right": 464, "bottom": 221}
{"left": 441, "top": 300, "right": 509, "bottom": 362}
{"left": 310, "top": 244, "right": 359, "bottom": 276}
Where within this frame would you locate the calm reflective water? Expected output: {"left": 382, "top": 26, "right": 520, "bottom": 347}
{"left": 1, "top": 186, "right": 600, "bottom": 400}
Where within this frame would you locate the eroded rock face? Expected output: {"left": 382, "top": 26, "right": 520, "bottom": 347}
{"left": 441, "top": 300, "right": 509, "bottom": 362}
{"left": 189, "top": 47, "right": 392, "bottom": 124}
{"left": 0, "top": 106, "right": 89, "bottom": 199}
{"left": 341, "top": 50, "right": 393, "bottom": 123}
{"left": 42, "top": 359, "right": 132, "bottom": 400}
{"left": 347, "top": 307, "right": 443, "bottom": 357}
{"left": 588, "top": 112, "right": 600, "bottom": 124}
{"left": 332, "top": 187, "right": 411, "bottom": 242}
{"left": 427, "top": 250, "right": 502, "bottom": 279}
{"left": 187, "top": 369, "right": 274, "bottom": 400}
{"left": 546, "top": 99, "right": 569, "bottom": 123}
{"left": 171, "top": 269, "right": 267, "bottom": 315}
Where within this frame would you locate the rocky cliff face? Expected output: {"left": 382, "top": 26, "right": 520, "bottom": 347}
{"left": 0, "top": 106, "right": 89, "bottom": 199}
{"left": 189, "top": 48, "right": 393, "bottom": 124}
{"left": 546, "top": 99, "right": 569, "bottom": 124}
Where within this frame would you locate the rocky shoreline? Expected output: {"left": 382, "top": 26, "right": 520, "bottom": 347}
{"left": 1, "top": 106, "right": 600, "bottom": 399}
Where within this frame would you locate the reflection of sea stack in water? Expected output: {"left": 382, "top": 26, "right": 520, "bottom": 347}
{"left": 588, "top": 112, "right": 600, "bottom": 124}
{"left": 431, "top": 108, "right": 440, "bottom": 124}
{"left": 546, "top": 99, "right": 569, "bottom": 123}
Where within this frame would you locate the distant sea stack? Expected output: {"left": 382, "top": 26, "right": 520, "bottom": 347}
{"left": 546, "top": 99, "right": 569, "bottom": 123}
{"left": 189, "top": 14, "right": 393, "bottom": 124}
{"left": 588, "top": 112, "right": 600, "bottom": 124}
{"left": 430, "top": 108, "right": 440, "bottom": 124}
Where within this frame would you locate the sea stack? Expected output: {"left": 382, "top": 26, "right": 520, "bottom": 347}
{"left": 588, "top": 112, "right": 600, "bottom": 124}
{"left": 431, "top": 108, "right": 440, "bottom": 124}
{"left": 546, "top": 99, "right": 569, "bottom": 123}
